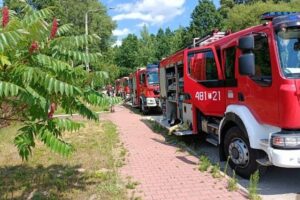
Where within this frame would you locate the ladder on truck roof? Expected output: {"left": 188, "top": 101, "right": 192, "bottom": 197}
{"left": 192, "top": 31, "right": 226, "bottom": 48}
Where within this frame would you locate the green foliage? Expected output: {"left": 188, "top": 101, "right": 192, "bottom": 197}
{"left": 125, "top": 177, "right": 140, "bottom": 190}
{"left": 198, "top": 155, "right": 211, "bottom": 172}
{"left": 0, "top": 81, "right": 22, "bottom": 97}
{"left": 227, "top": 170, "right": 238, "bottom": 191}
{"left": 210, "top": 163, "right": 222, "bottom": 178}
{"left": 5, "top": 0, "right": 116, "bottom": 50}
{"left": 0, "top": 2, "right": 118, "bottom": 160}
{"left": 220, "top": 0, "right": 235, "bottom": 19}
{"left": 115, "top": 34, "right": 140, "bottom": 68}
{"left": 170, "top": 26, "right": 187, "bottom": 53}
{"left": 0, "top": 30, "right": 27, "bottom": 52}
{"left": 189, "top": 0, "right": 223, "bottom": 38}
{"left": 224, "top": 156, "right": 230, "bottom": 175}
{"left": 248, "top": 170, "right": 262, "bottom": 200}
{"left": 5, "top": 0, "right": 117, "bottom": 86}
{"left": 137, "top": 26, "right": 157, "bottom": 66}
{"left": 225, "top": 0, "right": 300, "bottom": 31}
{"left": 154, "top": 27, "right": 173, "bottom": 60}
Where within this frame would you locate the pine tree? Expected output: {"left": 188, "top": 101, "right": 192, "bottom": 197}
{"left": 189, "top": 0, "right": 223, "bottom": 38}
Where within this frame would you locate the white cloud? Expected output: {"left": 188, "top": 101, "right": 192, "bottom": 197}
{"left": 112, "top": 28, "right": 130, "bottom": 37}
{"left": 113, "top": 0, "right": 185, "bottom": 25}
{"left": 137, "top": 22, "right": 149, "bottom": 28}
{"left": 113, "top": 12, "right": 153, "bottom": 22}
{"left": 112, "top": 40, "right": 123, "bottom": 47}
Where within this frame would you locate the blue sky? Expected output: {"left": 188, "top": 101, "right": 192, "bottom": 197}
{"left": 102, "top": 0, "right": 220, "bottom": 45}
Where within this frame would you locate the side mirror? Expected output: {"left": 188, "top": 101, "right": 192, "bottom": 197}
{"left": 142, "top": 74, "right": 146, "bottom": 85}
{"left": 239, "top": 53, "right": 255, "bottom": 76}
{"left": 238, "top": 35, "right": 254, "bottom": 50}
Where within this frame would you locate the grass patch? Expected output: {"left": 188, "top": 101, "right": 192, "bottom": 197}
{"left": 55, "top": 104, "right": 110, "bottom": 115}
{"left": 0, "top": 120, "right": 127, "bottom": 200}
{"left": 125, "top": 181, "right": 140, "bottom": 190}
{"left": 198, "top": 155, "right": 211, "bottom": 172}
{"left": 227, "top": 170, "right": 238, "bottom": 192}
{"left": 125, "top": 176, "right": 140, "bottom": 190}
{"left": 210, "top": 164, "right": 222, "bottom": 179}
{"left": 146, "top": 120, "right": 168, "bottom": 134}
{"left": 248, "top": 171, "right": 262, "bottom": 200}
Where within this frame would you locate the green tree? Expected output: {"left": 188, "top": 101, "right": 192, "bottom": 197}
{"left": 5, "top": 0, "right": 116, "bottom": 51}
{"left": 155, "top": 28, "right": 173, "bottom": 60}
{"left": 0, "top": 3, "right": 118, "bottom": 160}
{"left": 94, "top": 47, "right": 120, "bottom": 84}
{"left": 189, "top": 0, "right": 223, "bottom": 39}
{"left": 225, "top": 0, "right": 300, "bottom": 31}
{"left": 138, "top": 25, "right": 156, "bottom": 66}
{"left": 220, "top": 0, "right": 235, "bottom": 19}
{"left": 170, "top": 26, "right": 187, "bottom": 53}
{"left": 219, "top": 0, "right": 291, "bottom": 20}
{"left": 115, "top": 34, "right": 139, "bottom": 68}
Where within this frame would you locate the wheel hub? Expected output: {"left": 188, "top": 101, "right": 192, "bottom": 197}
{"left": 229, "top": 138, "right": 249, "bottom": 166}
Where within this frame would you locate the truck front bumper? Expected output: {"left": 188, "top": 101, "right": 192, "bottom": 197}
{"left": 268, "top": 148, "right": 300, "bottom": 167}
{"left": 263, "top": 130, "right": 300, "bottom": 168}
{"left": 145, "top": 97, "right": 160, "bottom": 107}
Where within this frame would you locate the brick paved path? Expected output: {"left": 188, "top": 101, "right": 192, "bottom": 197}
{"left": 105, "top": 105, "right": 248, "bottom": 200}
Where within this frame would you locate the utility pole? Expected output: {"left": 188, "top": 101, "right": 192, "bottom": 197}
{"left": 85, "top": 11, "right": 90, "bottom": 72}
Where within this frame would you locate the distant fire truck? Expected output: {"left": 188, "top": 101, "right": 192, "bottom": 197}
{"left": 129, "top": 64, "right": 161, "bottom": 114}
{"left": 120, "top": 76, "right": 130, "bottom": 99}
{"left": 114, "top": 79, "right": 121, "bottom": 96}
{"left": 158, "top": 12, "right": 300, "bottom": 178}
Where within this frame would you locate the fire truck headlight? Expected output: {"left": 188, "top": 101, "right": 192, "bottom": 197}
{"left": 272, "top": 135, "right": 300, "bottom": 149}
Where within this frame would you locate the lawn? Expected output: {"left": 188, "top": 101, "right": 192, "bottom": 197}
{"left": 55, "top": 104, "right": 111, "bottom": 115}
{"left": 0, "top": 120, "right": 127, "bottom": 200}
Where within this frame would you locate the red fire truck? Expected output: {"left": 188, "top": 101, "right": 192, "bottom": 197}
{"left": 120, "top": 76, "right": 130, "bottom": 99}
{"left": 129, "top": 64, "right": 161, "bottom": 114}
{"left": 158, "top": 12, "right": 300, "bottom": 178}
{"left": 115, "top": 79, "right": 121, "bottom": 96}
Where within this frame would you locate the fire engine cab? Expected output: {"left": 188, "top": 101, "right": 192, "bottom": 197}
{"left": 129, "top": 64, "right": 161, "bottom": 114}
{"left": 120, "top": 76, "right": 130, "bottom": 99}
{"left": 114, "top": 79, "right": 121, "bottom": 96}
{"left": 159, "top": 12, "right": 300, "bottom": 178}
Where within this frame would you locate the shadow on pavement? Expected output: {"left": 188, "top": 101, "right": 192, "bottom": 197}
{"left": 175, "top": 156, "right": 197, "bottom": 165}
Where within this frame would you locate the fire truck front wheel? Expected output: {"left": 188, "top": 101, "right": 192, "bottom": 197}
{"left": 224, "top": 126, "right": 259, "bottom": 179}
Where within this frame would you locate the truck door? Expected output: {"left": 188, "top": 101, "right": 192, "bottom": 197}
{"left": 222, "top": 45, "right": 238, "bottom": 106}
{"left": 139, "top": 72, "right": 146, "bottom": 104}
{"left": 238, "top": 30, "right": 278, "bottom": 125}
{"left": 185, "top": 47, "right": 226, "bottom": 116}
{"left": 132, "top": 75, "right": 137, "bottom": 105}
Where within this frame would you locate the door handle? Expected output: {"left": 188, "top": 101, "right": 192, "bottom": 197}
{"left": 238, "top": 92, "right": 245, "bottom": 102}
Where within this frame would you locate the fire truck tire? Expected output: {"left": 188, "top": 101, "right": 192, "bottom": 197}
{"left": 139, "top": 102, "right": 142, "bottom": 112}
{"left": 224, "top": 126, "right": 259, "bottom": 179}
{"left": 142, "top": 104, "right": 148, "bottom": 115}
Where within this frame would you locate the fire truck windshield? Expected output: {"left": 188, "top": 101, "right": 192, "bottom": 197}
{"left": 276, "top": 27, "right": 300, "bottom": 77}
{"left": 147, "top": 71, "right": 159, "bottom": 85}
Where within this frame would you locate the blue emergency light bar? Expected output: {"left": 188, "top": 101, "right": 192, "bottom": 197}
{"left": 261, "top": 12, "right": 300, "bottom": 20}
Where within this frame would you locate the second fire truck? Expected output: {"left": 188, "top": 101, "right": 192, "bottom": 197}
{"left": 129, "top": 64, "right": 161, "bottom": 114}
